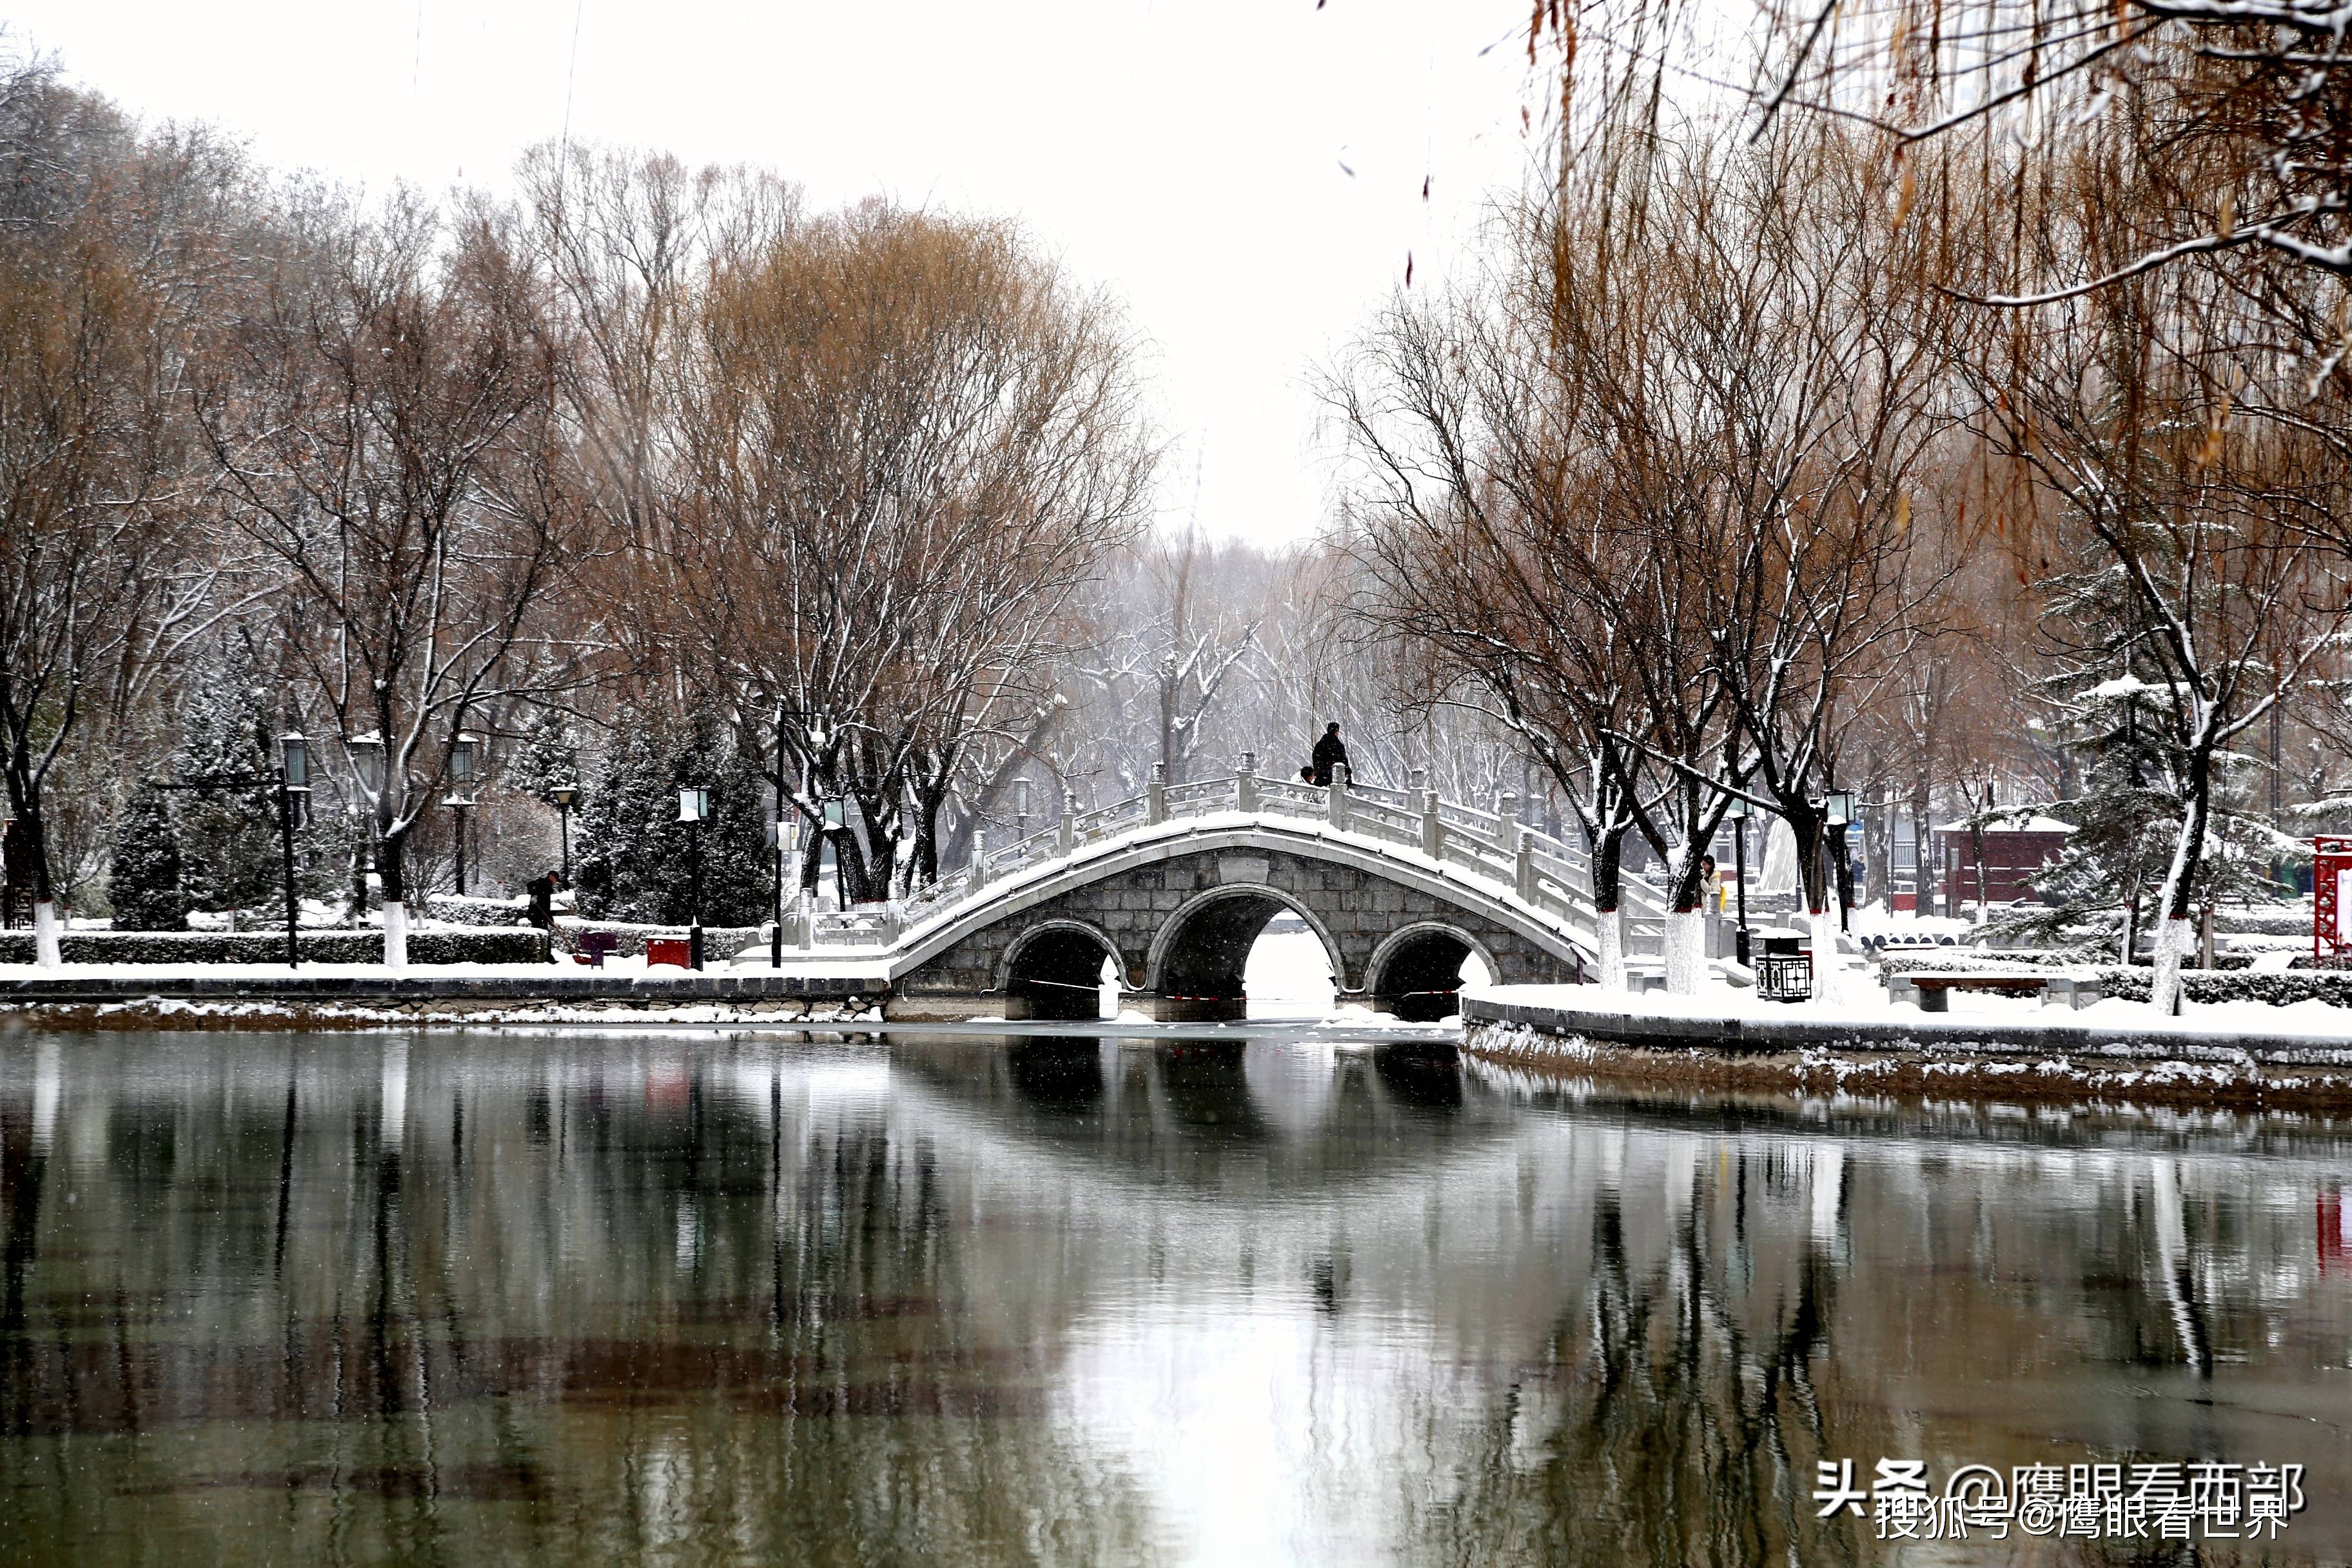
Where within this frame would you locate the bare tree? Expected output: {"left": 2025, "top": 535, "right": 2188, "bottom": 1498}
{"left": 0, "top": 54, "right": 233, "bottom": 961}
{"left": 1328, "top": 249, "right": 1667, "bottom": 988}
{"left": 1957, "top": 135, "right": 2352, "bottom": 1008}
{"left": 662, "top": 202, "right": 1152, "bottom": 902}
{"left": 193, "top": 192, "right": 587, "bottom": 965}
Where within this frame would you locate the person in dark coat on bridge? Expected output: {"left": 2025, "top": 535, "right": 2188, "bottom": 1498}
{"left": 1311, "top": 723, "right": 1348, "bottom": 787}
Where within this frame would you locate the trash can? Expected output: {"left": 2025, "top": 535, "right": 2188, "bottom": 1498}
{"left": 1756, "top": 935, "right": 1812, "bottom": 1003}
{"left": 645, "top": 936, "right": 692, "bottom": 969}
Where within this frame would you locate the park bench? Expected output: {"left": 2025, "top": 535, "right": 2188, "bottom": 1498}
{"left": 1886, "top": 970, "right": 2101, "bottom": 1012}
{"left": 574, "top": 930, "right": 622, "bottom": 968}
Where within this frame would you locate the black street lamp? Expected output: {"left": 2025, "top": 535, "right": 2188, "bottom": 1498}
{"left": 1822, "top": 788, "right": 1856, "bottom": 932}
{"left": 680, "top": 784, "right": 711, "bottom": 970}
{"left": 277, "top": 732, "right": 309, "bottom": 968}
{"left": 447, "top": 732, "right": 480, "bottom": 897}
{"left": 1725, "top": 793, "right": 1754, "bottom": 967}
{"left": 551, "top": 783, "right": 578, "bottom": 880}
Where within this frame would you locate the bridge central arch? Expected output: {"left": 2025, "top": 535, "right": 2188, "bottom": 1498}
{"left": 1147, "top": 886, "right": 1348, "bottom": 1023}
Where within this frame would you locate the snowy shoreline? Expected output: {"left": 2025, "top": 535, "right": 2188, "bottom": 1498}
{"left": 1460, "top": 983, "right": 2352, "bottom": 1112}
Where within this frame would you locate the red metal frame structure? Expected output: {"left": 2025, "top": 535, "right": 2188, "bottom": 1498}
{"left": 2315, "top": 836, "right": 2352, "bottom": 963}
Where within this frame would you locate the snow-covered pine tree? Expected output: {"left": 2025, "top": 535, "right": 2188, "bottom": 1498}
{"left": 507, "top": 710, "right": 583, "bottom": 804}
{"left": 574, "top": 711, "right": 772, "bottom": 928}
{"left": 697, "top": 729, "right": 774, "bottom": 927}
{"left": 108, "top": 786, "right": 188, "bottom": 931}
{"left": 172, "top": 637, "right": 283, "bottom": 930}
{"left": 2010, "top": 664, "right": 2282, "bottom": 959}
{"left": 573, "top": 723, "right": 669, "bottom": 923}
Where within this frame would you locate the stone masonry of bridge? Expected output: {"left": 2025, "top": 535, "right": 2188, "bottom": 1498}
{"left": 890, "top": 841, "right": 1582, "bottom": 1023}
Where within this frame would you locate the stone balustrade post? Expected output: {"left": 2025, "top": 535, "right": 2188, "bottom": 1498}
{"left": 970, "top": 828, "right": 988, "bottom": 876}
{"left": 1147, "top": 761, "right": 1167, "bottom": 825}
{"left": 1057, "top": 790, "right": 1077, "bottom": 854}
{"left": 1514, "top": 822, "right": 1536, "bottom": 902}
{"left": 1421, "top": 793, "right": 1443, "bottom": 860}
{"left": 1326, "top": 763, "right": 1350, "bottom": 829}
{"left": 1237, "top": 752, "right": 1259, "bottom": 814}
{"left": 1408, "top": 766, "right": 1429, "bottom": 817}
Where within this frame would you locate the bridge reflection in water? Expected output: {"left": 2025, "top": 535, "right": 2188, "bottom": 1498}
{"left": 3, "top": 1030, "right": 2350, "bottom": 1565}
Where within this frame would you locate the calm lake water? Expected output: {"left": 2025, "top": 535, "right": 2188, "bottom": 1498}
{"left": 2, "top": 1028, "right": 2349, "bottom": 1567}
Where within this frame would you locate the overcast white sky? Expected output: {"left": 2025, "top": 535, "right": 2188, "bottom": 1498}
{"left": 6, "top": 2, "right": 1547, "bottom": 545}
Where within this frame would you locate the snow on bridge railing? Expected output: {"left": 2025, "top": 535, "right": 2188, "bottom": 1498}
{"left": 794, "top": 760, "right": 1669, "bottom": 953}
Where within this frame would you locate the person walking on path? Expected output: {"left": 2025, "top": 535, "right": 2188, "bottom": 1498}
{"left": 527, "top": 870, "right": 561, "bottom": 932}
{"left": 1311, "top": 723, "right": 1349, "bottom": 787}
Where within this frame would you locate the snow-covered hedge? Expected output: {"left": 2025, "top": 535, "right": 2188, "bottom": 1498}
{"left": 2097, "top": 967, "right": 2352, "bottom": 1008}
{"left": 2217, "top": 910, "right": 2313, "bottom": 937}
{"left": 1884, "top": 951, "right": 2351, "bottom": 1007}
{"left": 1888, "top": 947, "right": 2255, "bottom": 972}
{"left": 0, "top": 929, "right": 551, "bottom": 965}
{"left": 425, "top": 892, "right": 534, "bottom": 928}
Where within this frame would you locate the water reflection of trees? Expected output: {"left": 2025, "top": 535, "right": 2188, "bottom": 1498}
{"left": 1411, "top": 1148, "right": 1862, "bottom": 1568}
{"left": 0, "top": 1034, "right": 1168, "bottom": 1565}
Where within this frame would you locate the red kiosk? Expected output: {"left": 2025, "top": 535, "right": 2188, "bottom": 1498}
{"left": 2315, "top": 836, "right": 2352, "bottom": 964}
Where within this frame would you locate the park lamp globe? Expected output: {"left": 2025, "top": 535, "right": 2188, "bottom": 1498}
{"left": 349, "top": 732, "right": 384, "bottom": 796}
{"left": 279, "top": 732, "right": 309, "bottom": 791}
{"left": 1823, "top": 790, "right": 1856, "bottom": 827}
{"left": 551, "top": 783, "right": 578, "bottom": 808}
{"left": 678, "top": 786, "right": 712, "bottom": 823}
{"left": 1724, "top": 793, "right": 1752, "bottom": 821}
{"left": 451, "top": 731, "right": 480, "bottom": 788}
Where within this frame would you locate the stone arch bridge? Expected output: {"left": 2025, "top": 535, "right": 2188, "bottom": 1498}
{"left": 784, "top": 763, "right": 1668, "bottom": 1022}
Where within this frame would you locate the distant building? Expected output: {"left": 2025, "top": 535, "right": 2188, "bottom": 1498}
{"left": 1934, "top": 816, "right": 2073, "bottom": 908}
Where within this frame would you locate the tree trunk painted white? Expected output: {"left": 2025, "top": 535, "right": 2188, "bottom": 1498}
{"left": 1808, "top": 905, "right": 1843, "bottom": 1005}
{"left": 382, "top": 899, "right": 409, "bottom": 970}
{"left": 2149, "top": 916, "right": 2194, "bottom": 1016}
{"left": 1663, "top": 908, "right": 1705, "bottom": 995}
{"left": 1594, "top": 907, "right": 1627, "bottom": 992}
{"left": 2148, "top": 738, "right": 2213, "bottom": 1017}
{"left": 34, "top": 901, "right": 61, "bottom": 968}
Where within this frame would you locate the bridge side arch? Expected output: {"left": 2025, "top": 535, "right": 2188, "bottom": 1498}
{"left": 995, "top": 917, "right": 1132, "bottom": 993}
{"left": 1364, "top": 920, "right": 1500, "bottom": 1020}
{"left": 998, "top": 917, "right": 1130, "bottom": 1021}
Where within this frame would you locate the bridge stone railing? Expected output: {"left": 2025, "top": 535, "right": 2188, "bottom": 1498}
{"left": 790, "top": 758, "right": 1669, "bottom": 955}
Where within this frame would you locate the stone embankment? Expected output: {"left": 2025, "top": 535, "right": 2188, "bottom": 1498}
{"left": 1461, "top": 988, "right": 2352, "bottom": 1113}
